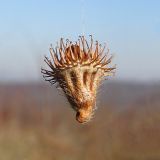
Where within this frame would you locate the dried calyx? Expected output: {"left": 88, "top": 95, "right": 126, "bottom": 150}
{"left": 41, "top": 35, "right": 116, "bottom": 123}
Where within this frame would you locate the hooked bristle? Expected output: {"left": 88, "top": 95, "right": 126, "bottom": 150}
{"left": 42, "top": 35, "right": 116, "bottom": 123}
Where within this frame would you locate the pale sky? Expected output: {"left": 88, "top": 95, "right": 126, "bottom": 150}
{"left": 0, "top": 0, "right": 160, "bottom": 82}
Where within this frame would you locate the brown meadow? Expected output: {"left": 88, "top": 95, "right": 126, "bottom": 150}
{"left": 0, "top": 81, "right": 160, "bottom": 160}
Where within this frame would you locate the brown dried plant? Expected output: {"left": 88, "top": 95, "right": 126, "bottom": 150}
{"left": 41, "top": 35, "right": 116, "bottom": 123}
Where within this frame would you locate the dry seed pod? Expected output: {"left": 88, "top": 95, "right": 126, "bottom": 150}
{"left": 41, "top": 35, "right": 116, "bottom": 123}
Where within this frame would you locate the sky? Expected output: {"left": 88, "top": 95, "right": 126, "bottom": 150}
{"left": 0, "top": 0, "right": 160, "bottom": 82}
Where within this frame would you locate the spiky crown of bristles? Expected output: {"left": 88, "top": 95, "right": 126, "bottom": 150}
{"left": 41, "top": 35, "right": 116, "bottom": 85}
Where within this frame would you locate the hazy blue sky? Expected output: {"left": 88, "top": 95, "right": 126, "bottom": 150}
{"left": 0, "top": 0, "right": 160, "bottom": 82}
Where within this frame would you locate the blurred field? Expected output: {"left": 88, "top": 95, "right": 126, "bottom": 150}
{"left": 0, "top": 81, "right": 160, "bottom": 160}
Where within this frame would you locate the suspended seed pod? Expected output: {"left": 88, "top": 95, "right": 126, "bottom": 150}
{"left": 41, "top": 35, "right": 116, "bottom": 123}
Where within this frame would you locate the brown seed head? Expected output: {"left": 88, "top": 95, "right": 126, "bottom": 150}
{"left": 41, "top": 35, "right": 116, "bottom": 123}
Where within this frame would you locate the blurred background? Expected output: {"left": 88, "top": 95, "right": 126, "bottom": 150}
{"left": 0, "top": 0, "right": 160, "bottom": 159}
